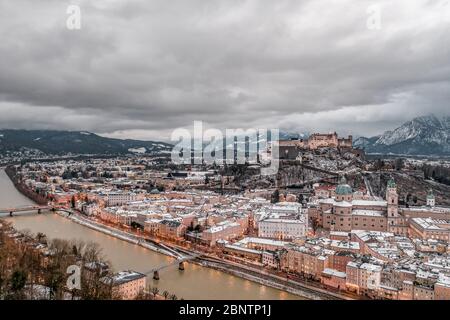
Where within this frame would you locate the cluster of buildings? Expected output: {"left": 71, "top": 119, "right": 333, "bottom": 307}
{"left": 309, "top": 178, "right": 450, "bottom": 241}
{"left": 10, "top": 156, "right": 450, "bottom": 300}
{"left": 278, "top": 230, "right": 450, "bottom": 299}
{"left": 14, "top": 160, "right": 308, "bottom": 247}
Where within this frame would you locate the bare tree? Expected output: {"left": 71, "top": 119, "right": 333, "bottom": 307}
{"left": 151, "top": 286, "right": 159, "bottom": 299}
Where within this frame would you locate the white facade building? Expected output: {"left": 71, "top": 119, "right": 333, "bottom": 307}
{"left": 104, "top": 192, "right": 137, "bottom": 207}
{"left": 258, "top": 216, "right": 307, "bottom": 240}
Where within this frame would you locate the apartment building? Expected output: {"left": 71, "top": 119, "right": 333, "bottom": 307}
{"left": 101, "top": 270, "right": 146, "bottom": 300}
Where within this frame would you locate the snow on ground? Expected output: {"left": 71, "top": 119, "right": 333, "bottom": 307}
{"left": 128, "top": 147, "right": 146, "bottom": 154}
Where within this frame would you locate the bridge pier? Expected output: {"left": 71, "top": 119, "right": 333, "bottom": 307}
{"left": 153, "top": 270, "right": 160, "bottom": 280}
{"left": 178, "top": 261, "right": 185, "bottom": 271}
{"left": 9, "top": 211, "right": 13, "bottom": 217}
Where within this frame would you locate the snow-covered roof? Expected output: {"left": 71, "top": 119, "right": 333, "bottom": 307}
{"left": 101, "top": 270, "right": 146, "bottom": 286}
{"left": 352, "top": 209, "right": 385, "bottom": 217}
{"left": 322, "top": 268, "right": 346, "bottom": 278}
{"left": 352, "top": 200, "right": 387, "bottom": 207}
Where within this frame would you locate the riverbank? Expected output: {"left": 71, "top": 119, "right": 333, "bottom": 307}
{"left": 59, "top": 210, "right": 347, "bottom": 300}
{"left": 4, "top": 166, "right": 48, "bottom": 205}
{"left": 57, "top": 210, "right": 181, "bottom": 259}
{"left": 1, "top": 170, "right": 303, "bottom": 300}
{"left": 200, "top": 260, "right": 327, "bottom": 300}
{"left": 2, "top": 169, "right": 345, "bottom": 300}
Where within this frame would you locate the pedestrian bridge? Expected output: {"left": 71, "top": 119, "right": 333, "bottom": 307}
{"left": 0, "top": 204, "right": 52, "bottom": 215}
{"left": 145, "top": 254, "right": 201, "bottom": 280}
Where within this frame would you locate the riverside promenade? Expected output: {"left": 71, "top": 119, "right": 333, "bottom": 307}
{"left": 59, "top": 209, "right": 353, "bottom": 300}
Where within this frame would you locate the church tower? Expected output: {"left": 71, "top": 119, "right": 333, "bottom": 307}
{"left": 386, "top": 178, "right": 399, "bottom": 224}
{"left": 426, "top": 189, "right": 435, "bottom": 207}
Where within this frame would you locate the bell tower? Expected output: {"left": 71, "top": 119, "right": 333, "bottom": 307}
{"left": 386, "top": 178, "right": 399, "bottom": 228}
{"left": 426, "top": 189, "right": 435, "bottom": 207}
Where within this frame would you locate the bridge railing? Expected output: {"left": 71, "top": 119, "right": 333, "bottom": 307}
{"left": 143, "top": 254, "right": 200, "bottom": 275}
{"left": 0, "top": 205, "right": 51, "bottom": 213}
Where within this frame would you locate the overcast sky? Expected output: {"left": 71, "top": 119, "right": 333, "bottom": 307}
{"left": 0, "top": 0, "right": 449, "bottom": 141}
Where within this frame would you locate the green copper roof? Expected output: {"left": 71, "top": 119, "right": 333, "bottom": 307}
{"left": 336, "top": 184, "right": 352, "bottom": 195}
{"left": 336, "top": 176, "right": 352, "bottom": 195}
{"left": 387, "top": 178, "right": 396, "bottom": 188}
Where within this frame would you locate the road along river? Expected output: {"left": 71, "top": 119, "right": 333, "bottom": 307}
{"left": 0, "top": 169, "right": 304, "bottom": 300}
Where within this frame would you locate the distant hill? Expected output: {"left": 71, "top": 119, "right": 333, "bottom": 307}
{"left": 0, "top": 130, "right": 172, "bottom": 156}
{"left": 354, "top": 115, "right": 450, "bottom": 156}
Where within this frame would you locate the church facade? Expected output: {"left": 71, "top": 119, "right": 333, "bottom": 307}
{"left": 311, "top": 178, "right": 410, "bottom": 236}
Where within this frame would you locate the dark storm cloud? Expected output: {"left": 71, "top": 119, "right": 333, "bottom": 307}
{"left": 0, "top": 0, "right": 449, "bottom": 140}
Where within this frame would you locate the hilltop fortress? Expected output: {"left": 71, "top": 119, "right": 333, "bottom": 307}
{"left": 278, "top": 132, "right": 355, "bottom": 160}
{"left": 280, "top": 132, "right": 352, "bottom": 149}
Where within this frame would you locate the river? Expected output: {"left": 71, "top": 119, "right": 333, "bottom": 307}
{"left": 0, "top": 169, "right": 302, "bottom": 300}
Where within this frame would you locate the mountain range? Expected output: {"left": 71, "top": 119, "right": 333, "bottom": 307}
{"left": 1, "top": 115, "right": 448, "bottom": 158}
{"left": 0, "top": 130, "right": 172, "bottom": 156}
{"left": 353, "top": 115, "right": 450, "bottom": 156}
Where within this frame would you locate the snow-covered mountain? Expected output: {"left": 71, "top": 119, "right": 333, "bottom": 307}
{"left": 0, "top": 130, "right": 173, "bottom": 156}
{"left": 354, "top": 115, "right": 450, "bottom": 156}
{"left": 353, "top": 136, "right": 379, "bottom": 149}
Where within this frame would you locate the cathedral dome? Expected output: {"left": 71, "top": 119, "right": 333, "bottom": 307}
{"left": 336, "top": 176, "right": 352, "bottom": 195}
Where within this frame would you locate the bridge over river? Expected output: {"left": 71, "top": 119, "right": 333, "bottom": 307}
{"left": 144, "top": 254, "right": 201, "bottom": 280}
{"left": 0, "top": 204, "right": 52, "bottom": 216}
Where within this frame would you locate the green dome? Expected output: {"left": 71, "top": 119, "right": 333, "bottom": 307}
{"left": 336, "top": 184, "right": 352, "bottom": 195}
{"left": 336, "top": 176, "right": 352, "bottom": 195}
{"left": 150, "top": 188, "right": 160, "bottom": 194}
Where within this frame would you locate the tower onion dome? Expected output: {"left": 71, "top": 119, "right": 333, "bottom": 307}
{"left": 387, "top": 178, "right": 396, "bottom": 189}
{"left": 427, "top": 189, "right": 435, "bottom": 199}
{"left": 336, "top": 176, "right": 352, "bottom": 195}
